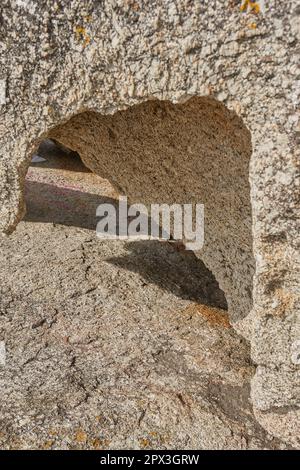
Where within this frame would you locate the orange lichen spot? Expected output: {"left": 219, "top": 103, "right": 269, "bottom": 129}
{"left": 102, "top": 439, "right": 110, "bottom": 448}
{"left": 75, "top": 26, "right": 85, "bottom": 37}
{"left": 75, "top": 26, "right": 91, "bottom": 47}
{"left": 183, "top": 303, "right": 231, "bottom": 329}
{"left": 43, "top": 440, "right": 54, "bottom": 449}
{"left": 124, "top": 0, "right": 140, "bottom": 11}
{"left": 139, "top": 438, "right": 150, "bottom": 448}
{"left": 272, "top": 289, "right": 295, "bottom": 316}
{"left": 75, "top": 430, "right": 87, "bottom": 443}
{"left": 131, "top": 2, "right": 140, "bottom": 11}
{"left": 91, "top": 438, "right": 102, "bottom": 449}
{"left": 249, "top": 22, "right": 257, "bottom": 29}
{"left": 240, "top": 0, "right": 260, "bottom": 14}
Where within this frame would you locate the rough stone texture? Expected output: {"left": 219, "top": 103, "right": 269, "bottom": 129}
{"left": 48, "top": 97, "right": 254, "bottom": 329}
{"left": 0, "top": 0, "right": 299, "bottom": 446}
{"left": 0, "top": 149, "right": 292, "bottom": 449}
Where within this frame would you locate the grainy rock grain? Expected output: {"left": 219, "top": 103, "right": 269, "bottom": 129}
{"left": 0, "top": 0, "right": 299, "bottom": 446}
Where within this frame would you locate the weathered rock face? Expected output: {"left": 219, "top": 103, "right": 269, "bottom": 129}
{"left": 48, "top": 97, "right": 254, "bottom": 329}
{"left": 0, "top": 0, "right": 299, "bottom": 446}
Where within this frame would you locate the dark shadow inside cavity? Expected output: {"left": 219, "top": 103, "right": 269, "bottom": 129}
{"left": 24, "top": 139, "right": 228, "bottom": 311}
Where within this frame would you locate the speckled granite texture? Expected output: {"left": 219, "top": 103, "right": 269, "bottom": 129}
{"left": 0, "top": 0, "right": 299, "bottom": 446}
